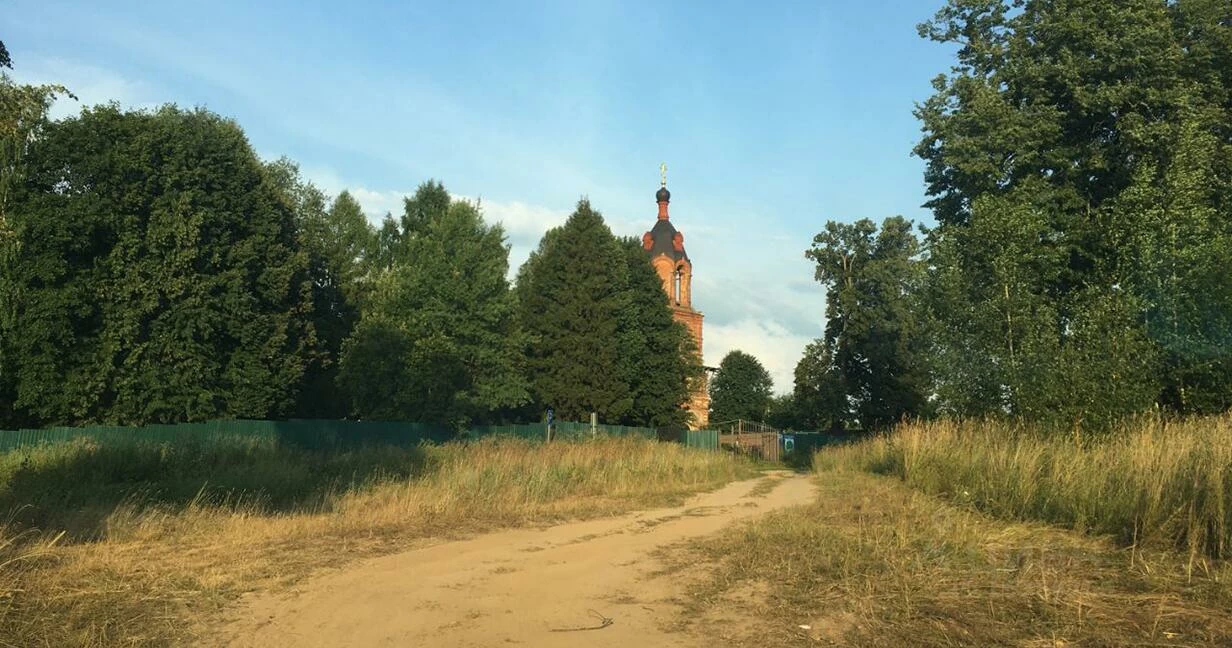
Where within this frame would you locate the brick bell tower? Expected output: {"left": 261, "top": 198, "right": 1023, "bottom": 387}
{"left": 641, "top": 164, "right": 709, "bottom": 429}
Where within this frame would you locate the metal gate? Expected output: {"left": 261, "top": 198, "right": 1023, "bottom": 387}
{"left": 718, "top": 431, "right": 781, "bottom": 462}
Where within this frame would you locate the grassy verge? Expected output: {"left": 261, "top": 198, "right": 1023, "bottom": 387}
{"left": 659, "top": 471, "right": 1232, "bottom": 647}
{"left": 819, "top": 415, "right": 1232, "bottom": 562}
{"left": 0, "top": 435, "right": 754, "bottom": 647}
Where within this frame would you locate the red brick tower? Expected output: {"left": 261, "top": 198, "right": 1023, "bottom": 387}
{"left": 641, "top": 167, "right": 709, "bottom": 428}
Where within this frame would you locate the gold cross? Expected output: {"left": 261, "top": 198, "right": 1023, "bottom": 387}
{"left": 660, "top": 162, "right": 667, "bottom": 187}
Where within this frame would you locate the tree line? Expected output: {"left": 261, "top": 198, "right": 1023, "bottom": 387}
{"left": 0, "top": 50, "right": 698, "bottom": 431}
{"left": 773, "top": 0, "right": 1232, "bottom": 432}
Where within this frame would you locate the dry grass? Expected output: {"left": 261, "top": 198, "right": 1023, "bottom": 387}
{"left": 819, "top": 415, "right": 1232, "bottom": 562}
{"left": 659, "top": 471, "right": 1232, "bottom": 647}
{"left": 0, "top": 435, "right": 754, "bottom": 647}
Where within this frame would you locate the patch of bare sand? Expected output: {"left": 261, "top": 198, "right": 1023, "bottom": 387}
{"left": 214, "top": 470, "right": 815, "bottom": 647}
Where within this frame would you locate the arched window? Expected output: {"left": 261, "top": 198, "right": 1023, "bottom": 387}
{"left": 674, "top": 266, "right": 684, "bottom": 305}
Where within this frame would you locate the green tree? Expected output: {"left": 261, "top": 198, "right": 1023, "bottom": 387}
{"left": 765, "top": 393, "right": 798, "bottom": 430}
{"left": 1, "top": 105, "right": 314, "bottom": 426}
{"left": 263, "top": 160, "right": 376, "bottom": 418}
{"left": 617, "top": 238, "right": 700, "bottom": 428}
{"left": 339, "top": 185, "right": 527, "bottom": 427}
{"left": 516, "top": 199, "right": 632, "bottom": 422}
{"left": 791, "top": 339, "right": 848, "bottom": 431}
{"left": 915, "top": 0, "right": 1232, "bottom": 422}
{"left": 708, "top": 350, "right": 773, "bottom": 424}
{"left": 0, "top": 70, "right": 71, "bottom": 426}
{"left": 807, "top": 217, "right": 929, "bottom": 430}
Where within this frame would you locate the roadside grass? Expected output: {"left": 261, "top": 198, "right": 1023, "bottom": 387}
{"left": 0, "top": 435, "right": 755, "bottom": 647}
{"left": 820, "top": 415, "right": 1232, "bottom": 562}
{"left": 659, "top": 471, "right": 1232, "bottom": 647}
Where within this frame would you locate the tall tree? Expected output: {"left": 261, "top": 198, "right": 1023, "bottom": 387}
{"left": 708, "top": 350, "right": 773, "bottom": 424}
{"left": 791, "top": 339, "right": 848, "bottom": 431}
{"left": 1, "top": 105, "right": 314, "bottom": 426}
{"left": 516, "top": 199, "right": 632, "bottom": 422}
{"left": 915, "top": 0, "right": 1232, "bottom": 422}
{"left": 264, "top": 160, "right": 375, "bottom": 418}
{"left": 617, "top": 238, "right": 700, "bottom": 428}
{"left": 807, "top": 217, "right": 929, "bottom": 430}
{"left": 0, "top": 70, "right": 71, "bottom": 426}
{"left": 338, "top": 185, "right": 527, "bottom": 427}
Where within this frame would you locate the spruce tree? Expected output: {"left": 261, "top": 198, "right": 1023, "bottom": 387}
{"left": 617, "top": 238, "right": 699, "bottom": 428}
{"left": 516, "top": 199, "right": 632, "bottom": 422}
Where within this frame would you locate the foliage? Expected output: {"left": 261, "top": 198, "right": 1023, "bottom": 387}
{"left": 264, "top": 160, "right": 375, "bottom": 418}
{"left": 0, "top": 72, "right": 73, "bottom": 426}
{"left": 516, "top": 200, "right": 633, "bottom": 422}
{"left": 909, "top": 0, "right": 1232, "bottom": 426}
{"left": 708, "top": 350, "right": 773, "bottom": 424}
{"left": 0, "top": 105, "right": 314, "bottom": 427}
{"left": 617, "top": 238, "right": 701, "bottom": 428}
{"left": 790, "top": 339, "right": 847, "bottom": 431}
{"left": 805, "top": 217, "right": 929, "bottom": 430}
{"left": 338, "top": 184, "right": 528, "bottom": 427}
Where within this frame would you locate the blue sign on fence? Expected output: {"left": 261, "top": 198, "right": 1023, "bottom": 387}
{"left": 783, "top": 434, "right": 795, "bottom": 452}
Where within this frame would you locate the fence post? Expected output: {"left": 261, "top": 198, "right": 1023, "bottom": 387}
{"left": 590, "top": 412, "right": 597, "bottom": 439}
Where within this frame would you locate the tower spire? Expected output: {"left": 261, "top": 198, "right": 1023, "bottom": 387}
{"left": 656, "top": 163, "right": 671, "bottom": 220}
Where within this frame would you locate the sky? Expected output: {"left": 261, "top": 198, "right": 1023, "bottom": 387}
{"left": 2, "top": 1, "right": 957, "bottom": 392}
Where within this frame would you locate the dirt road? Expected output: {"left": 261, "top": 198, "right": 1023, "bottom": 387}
{"left": 218, "top": 471, "right": 815, "bottom": 647}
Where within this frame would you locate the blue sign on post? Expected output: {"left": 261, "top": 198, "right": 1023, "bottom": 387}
{"left": 783, "top": 434, "right": 795, "bottom": 452}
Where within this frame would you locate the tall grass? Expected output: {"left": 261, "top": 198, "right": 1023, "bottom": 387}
{"left": 817, "top": 415, "right": 1232, "bottom": 561}
{"left": 0, "top": 435, "right": 753, "bottom": 646}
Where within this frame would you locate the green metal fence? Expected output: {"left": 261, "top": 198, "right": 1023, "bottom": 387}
{"left": 468, "top": 421, "right": 658, "bottom": 442}
{"left": 782, "top": 431, "right": 871, "bottom": 455}
{"left": 683, "top": 429, "right": 719, "bottom": 450}
{"left": 0, "top": 418, "right": 661, "bottom": 453}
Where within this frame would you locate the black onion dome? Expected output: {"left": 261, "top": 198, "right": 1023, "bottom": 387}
{"left": 648, "top": 219, "right": 688, "bottom": 261}
{"left": 656, "top": 186, "right": 671, "bottom": 203}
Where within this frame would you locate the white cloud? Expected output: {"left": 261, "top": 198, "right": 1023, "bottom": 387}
{"left": 704, "top": 318, "right": 813, "bottom": 395}
{"left": 10, "top": 57, "right": 158, "bottom": 120}
{"left": 294, "top": 167, "right": 573, "bottom": 272}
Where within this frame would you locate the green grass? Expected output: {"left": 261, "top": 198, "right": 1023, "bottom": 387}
{"left": 818, "top": 415, "right": 1232, "bottom": 562}
{"left": 0, "top": 435, "right": 756, "bottom": 647}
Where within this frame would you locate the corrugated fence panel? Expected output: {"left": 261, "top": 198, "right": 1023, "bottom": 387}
{"left": 684, "top": 429, "right": 719, "bottom": 450}
{"left": 0, "top": 419, "right": 660, "bottom": 452}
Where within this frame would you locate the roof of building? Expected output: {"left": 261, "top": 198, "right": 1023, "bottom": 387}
{"left": 646, "top": 217, "right": 688, "bottom": 262}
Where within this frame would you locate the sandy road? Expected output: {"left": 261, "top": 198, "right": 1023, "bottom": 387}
{"left": 217, "top": 471, "right": 816, "bottom": 647}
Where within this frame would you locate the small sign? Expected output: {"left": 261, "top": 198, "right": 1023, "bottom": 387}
{"left": 546, "top": 408, "right": 554, "bottom": 425}
{"left": 783, "top": 435, "right": 795, "bottom": 452}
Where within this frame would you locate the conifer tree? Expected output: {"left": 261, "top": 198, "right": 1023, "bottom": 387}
{"left": 516, "top": 199, "right": 632, "bottom": 422}
{"left": 617, "top": 238, "right": 700, "bottom": 428}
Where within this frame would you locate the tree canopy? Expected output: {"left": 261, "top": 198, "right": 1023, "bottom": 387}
{"left": 338, "top": 183, "right": 528, "bottom": 428}
{"left": 708, "top": 350, "right": 773, "bottom": 424}
{"left": 1, "top": 105, "right": 314, "bottom": 426}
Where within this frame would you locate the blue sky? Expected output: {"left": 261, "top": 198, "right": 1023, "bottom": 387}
{"left": 3, "top": 1, "right": 956, "bottom": 391}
